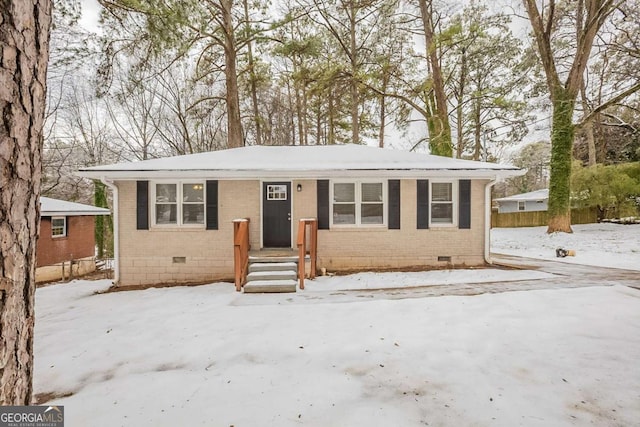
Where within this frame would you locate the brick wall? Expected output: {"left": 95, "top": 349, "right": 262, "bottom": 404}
{"left": 315, "top": 180, "right": 487, "bottom": 270}
{"left": 116, "top": 178, "right": 489, "bottom": 287}
{"left": 117, "top": 180, "right": 260, "bottom": 286}
{"left": 37, "top": 216, "right": 96, "bottom": 267}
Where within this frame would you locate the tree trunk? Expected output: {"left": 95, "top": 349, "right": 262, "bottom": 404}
{"left": 455, "top": 49, "right": 467, "bottom": 158}
{"left": 301, "top": 78, "right": 309, "bottom": 146}
{"left": 584, "top": 119, "right": 597, "bottom": 166}
{"left": 378, "top": 71, "right": 389, "bottom": 148}
{"left": 221, "top": 0, "right": 244, "bottom": 148}
{"left": 293, "top": 61, "right": 304, "bottom": 145}
{"left": 419, "top": 0, "right": 452, "bottom": 157}
{"left": 378, "top": 93, "right": 386, "bottom": 148}
{"left": 473, "top": 100, "right": 481, "bottom": 161}
{"left": 349, "top": 3, "right": 359, "bottom": 144}
{"left": 0, "top": 0, "right": 52, "bottom": 405}
{"left": 547, "top": 90, "right": 575, "bottom": 233}
{"left": 94, "top": 180, "right": 108, "bottom": 259}
{"left": 328, "top": 92, "right": 336, "bottom": 145}
{"left": 243, "top": 0, "right": 261, "bottom": 145}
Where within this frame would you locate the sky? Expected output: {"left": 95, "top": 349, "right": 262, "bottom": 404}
{"left": 79, "top": 0, "right": 101, "bottom": 31}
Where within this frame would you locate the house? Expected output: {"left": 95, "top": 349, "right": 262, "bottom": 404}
{"left": 37, "top": 197, "right": 111, "bottom": 283}
{"left": 77, "top": 144, "right": 523, "bottom": 289}
{"left": 494, "top": 189, "right": 549, "bottom": 213}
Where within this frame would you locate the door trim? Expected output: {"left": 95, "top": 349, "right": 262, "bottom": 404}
{"left": 260, "top": 180, "right": 294, "bottom": 249}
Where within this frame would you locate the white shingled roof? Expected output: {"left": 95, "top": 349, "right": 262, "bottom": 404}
{"left": 77, "top": 144, "right": 523, "bottom": 180}
{"left": 40, "top": 197, "right": 111, "bottom": 216}
{"left": 495, "top": 189, "right": 549, "bottom": 202}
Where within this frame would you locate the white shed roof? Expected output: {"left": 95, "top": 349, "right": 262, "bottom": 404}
{"left": 495, "top": 189, "right": 549, "bottom": 202}
{"left": 77, "top": 145, "right": 524, "bottom": 180}
{"left": 40, "top": 197, "right": 111, "bottom": 217}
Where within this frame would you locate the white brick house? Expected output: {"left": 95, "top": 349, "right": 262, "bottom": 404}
{"left": 77, "top": 145, "right": 523, "bottom": 287}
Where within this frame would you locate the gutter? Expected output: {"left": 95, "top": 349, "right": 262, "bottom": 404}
{"left": 100, "top": 178, "right": 119, "bottom": 284}
{"left": 484, "top": 177, "right": 499, "bottom": 265}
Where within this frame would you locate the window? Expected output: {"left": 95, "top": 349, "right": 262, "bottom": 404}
{"left": 518, "top": 201, "right": 526, "bottom": 211}
{"left": 331, "top": 181, "right": 385, "bottom": 226}
{"left": 267, "top": 185, "right": 287, "bottom": 200}
{"left": 430, "top": 181, "right": 456, "bottom": 225}
{"left": 51, "top": 217, "right": 66, "bottom": 237}
{"left": 153, "top": 182, "right": 205, "bottom": 226}
{"left": 333, "top": 183, "right": 356, "bottom": 224}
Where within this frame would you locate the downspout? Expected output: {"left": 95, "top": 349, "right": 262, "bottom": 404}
{"left": 484, "top": 177, "right": 499, "bottom": 265}
{"left": 101, "top": 178, "right": 119, "bottom": 284}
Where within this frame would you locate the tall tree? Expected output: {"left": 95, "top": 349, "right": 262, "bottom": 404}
{"left": 305, "top": 0, "right": 396, "bottom": 144}
{"left": 445, "top": 4, "right": 531, "bottom": 161}
{"left": 0, "top": 0, "right": 52, "bottom": 405}
{"left": 574, "top": 0, "right": 640, "bottom": 165}
{"left": 418, "top": 0, "right": 452, "bottom": 156}
{"left": 523, "top": 0, "right": 618, "bottom": 233}
{"left": 98, "top": 0, "right": 245, "bottom": 148}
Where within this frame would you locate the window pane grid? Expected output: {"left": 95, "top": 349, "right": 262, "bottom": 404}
{"left": 332, "top": 182, "right": 384, "bottom": 226}
{"left": 430, "top": 182, "right": 454, "bottom": 225}
{"left": 52, "top": 217, "right": 66, "bottom": 237}
{"left": 154, "top": 182, "right": 205, "bottom": 226}
{"left": 267, "top": 185, "right": 287, "bottom": 200}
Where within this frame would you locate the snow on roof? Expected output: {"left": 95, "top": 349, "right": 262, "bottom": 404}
{"left": 77, "top": 145, "right": 523, "bottom": 180}
{"left": 40, "top": 197, "right": 111, "bottom": 217}
{"left": 495, "top": 189, "right": 549, "bottom": 202}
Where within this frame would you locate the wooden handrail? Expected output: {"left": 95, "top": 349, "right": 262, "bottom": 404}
{"left": 296, "top": 218, "right": 318, "bottom": 290}
{"left": 233, "top": 218, "right": 250, "bottom": 291}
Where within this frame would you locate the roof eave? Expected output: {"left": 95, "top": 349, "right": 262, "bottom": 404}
{"left": 41, "top": 211, "right": 111, "bottom": 216}
{"left": 77, "top": 168, "right": 524, "bottom": 181}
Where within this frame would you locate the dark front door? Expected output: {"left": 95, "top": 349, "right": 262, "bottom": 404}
{"left": 263, "top": 182, "right": 291, "bottom": 247}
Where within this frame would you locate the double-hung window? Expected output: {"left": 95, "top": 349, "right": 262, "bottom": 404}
{"left": 518, "top": 201, "right": 526, "bottom": 211}
{"left": 154, "top": 182, "right": 205, "bottom": 226}
{"left": 430, "top": 181, "right": 456, "bottom": 226}
{"left": 332, "top": 181, "right": 385, "bottom": 226}
{"left": 51, "top": 216, "right": 66, "bottom": 237}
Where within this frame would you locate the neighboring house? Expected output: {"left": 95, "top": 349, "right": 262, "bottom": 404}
{"left": 77, "top": 145, "right": 523, "bottom": 288}
{"left": 494, "top": 189, "right": 549, "bottom": 213}
{"left": 37, "top": 197, "right": 111, "bottom": 283}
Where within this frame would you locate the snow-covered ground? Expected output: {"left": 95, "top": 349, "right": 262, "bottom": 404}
{"left": 33, "top": 224, "right": 640, "bottom": 426}
{"left": 492, "top": 223, "right": 640, "bottom": 271}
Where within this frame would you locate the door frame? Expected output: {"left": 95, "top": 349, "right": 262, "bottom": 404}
{"left": 260, "top": 180, "right": 294, "bottom": 249}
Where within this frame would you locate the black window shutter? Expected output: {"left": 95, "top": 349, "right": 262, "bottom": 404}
{"left": 206, "top": 180, "right": 219, "bottom": 230}
{"left": 459, "top": 179, "right": 471, "bottom": 229}
{"left": 64, "top": 216, "right": 69, "bottom": 237}
{"left": 317, "top": 180, "right": 330, "bottom": 230}
{"left": 416, "top": 179, "right": 429, "bottom": 229}
{"left": 136, "top": 181, "right": 149, "bottom": 230}
{"left": 388, "top": 180, "right": 401, "bottom": 229}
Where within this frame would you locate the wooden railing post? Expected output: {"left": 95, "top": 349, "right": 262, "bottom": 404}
{"left": 297, "top": 220, "right": 306, "bottom": 290}
{"left": 309, "top": 219, "right": 317, "bottom": 279}
{"left": 233, "top": 218, "right": 250, "bottom": 291}
{"left": 297, "top": 218, "right": 318, "bottom": 289}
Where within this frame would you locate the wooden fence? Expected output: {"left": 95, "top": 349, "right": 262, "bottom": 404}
{"left": 491, "top": 207, "right": 598, "bottom": 228}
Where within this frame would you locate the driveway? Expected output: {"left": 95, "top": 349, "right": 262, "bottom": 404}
{"left": 491, "top": 253, "right": 640, "bottom": 287}
{"left": 233, "top": 254, "right": 639, "bottom": 306}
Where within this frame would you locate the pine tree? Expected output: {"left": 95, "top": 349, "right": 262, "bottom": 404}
{"left": 0, "top": 0, "right": 52, "bottom": 405}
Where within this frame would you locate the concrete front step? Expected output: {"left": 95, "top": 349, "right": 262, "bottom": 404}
{"left": 249, "top": 255, "right": 300, "bottom": 264}
{"left": 244, "top": 279, "right": 298, "bottom": 293}
{"left": 249, "top": 262, "right": 298, "bottom": 273}
{"left": 247, "top": 270, "right": 298, "bottom": 282}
